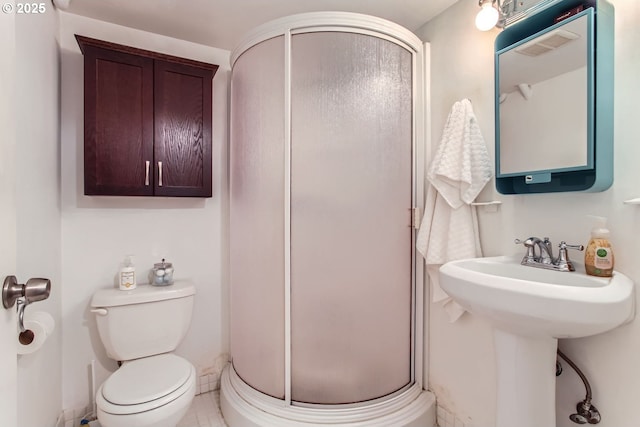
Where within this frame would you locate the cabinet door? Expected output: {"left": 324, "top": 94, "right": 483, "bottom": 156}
{"left": 154, "top": 61, "right": 213, "bottom": 197}
{"left": 83, "top": 46, "right": 154, "bottom": 195}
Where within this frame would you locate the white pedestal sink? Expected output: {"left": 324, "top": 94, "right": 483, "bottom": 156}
{"left": 439, "top": 255, "right": 635, "bottom": 427}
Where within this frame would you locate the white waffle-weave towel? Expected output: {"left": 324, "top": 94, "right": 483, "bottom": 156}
{"left": 417, "top": 99, "right": 493, "bottom": 322}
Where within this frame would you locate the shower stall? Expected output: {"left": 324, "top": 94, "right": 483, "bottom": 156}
{"left": 221, "top": 13, "right": 435, "bottom": 426}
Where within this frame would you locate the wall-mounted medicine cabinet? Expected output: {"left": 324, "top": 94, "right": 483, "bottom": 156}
{"left": 494, "top": 0, "right": 613, "bottom": 194}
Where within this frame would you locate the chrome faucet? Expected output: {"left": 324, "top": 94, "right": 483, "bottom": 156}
{"left": 515, "top": 237, "right": 584, "bottom": 272}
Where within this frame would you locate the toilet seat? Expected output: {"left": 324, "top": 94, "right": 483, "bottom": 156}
{"left": 98, "top": 354, "right": 195, "bottom": 415}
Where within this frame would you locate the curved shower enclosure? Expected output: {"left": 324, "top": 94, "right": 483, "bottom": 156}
{"left": 221, "top": 13, "right": 435, "bottom": 426}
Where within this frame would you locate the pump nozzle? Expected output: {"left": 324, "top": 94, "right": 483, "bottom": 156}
{"left": 587, "top": 215, "right": 609, "bottom": 238}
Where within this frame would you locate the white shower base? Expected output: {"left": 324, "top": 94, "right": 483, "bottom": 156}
{"left": 220, "top": 364, "right": 436, "bottom": 427}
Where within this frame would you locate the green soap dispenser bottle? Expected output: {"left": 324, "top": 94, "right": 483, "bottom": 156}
{"left": 584, "top": 216, "right": 614, "bottom": 277}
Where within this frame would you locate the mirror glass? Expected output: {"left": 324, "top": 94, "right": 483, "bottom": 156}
{"left": 496, "top": 11, "right": 593, "bottom": 179}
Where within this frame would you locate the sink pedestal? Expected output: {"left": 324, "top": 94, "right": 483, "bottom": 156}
{"left": 439, "top": 255, "right": 635, "bottom": 427}
{"left": 494, "top": 329, "right": 558, "bottom": 427}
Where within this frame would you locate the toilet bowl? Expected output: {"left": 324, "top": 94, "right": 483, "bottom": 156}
{"left": 96, "top": 354, "right": 196, "bottom": 427}
{"left": 91, "top": 281, "right": 197, "bottom": 427}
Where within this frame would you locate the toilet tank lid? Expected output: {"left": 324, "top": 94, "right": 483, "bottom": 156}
{"left": 91, "top": 281, "right": 196, "bottom": 308}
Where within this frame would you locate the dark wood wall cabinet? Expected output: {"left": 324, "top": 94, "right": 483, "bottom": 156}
{"left": 76, "top": 35, "right": 219, "bottom": 197}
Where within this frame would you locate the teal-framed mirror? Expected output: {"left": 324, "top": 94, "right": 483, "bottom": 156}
{"left": 494, "top": 0, "right": 613, "bottom": 194}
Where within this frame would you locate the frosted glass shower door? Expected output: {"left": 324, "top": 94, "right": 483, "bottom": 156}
{"left": 230, "top": 36, "right": 286, "bottom": 399}
{"left": 290, "top": 32, "right": 414, "bottom": 404}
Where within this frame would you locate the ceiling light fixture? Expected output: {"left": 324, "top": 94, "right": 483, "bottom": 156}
{"left": 475, "top": 0, "right": 500, "bottom": 31}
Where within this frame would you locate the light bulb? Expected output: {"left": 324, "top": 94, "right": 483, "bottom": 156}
{"left": 475, "top": 1, "right": 499, "bottom": 31}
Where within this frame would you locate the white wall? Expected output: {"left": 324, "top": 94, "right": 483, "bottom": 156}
{"left": 416, "top": 1, "right": 640, "bottom": 426}
{"left": 14, "top": 7, "right": 63, "bottom": 427}
{"left": 58, "top": 12, "right": 231, "bottom": 411}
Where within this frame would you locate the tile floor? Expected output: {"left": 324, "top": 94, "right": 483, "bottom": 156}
{"left": 177, "top": 390, "right": 228, "bottom": 427}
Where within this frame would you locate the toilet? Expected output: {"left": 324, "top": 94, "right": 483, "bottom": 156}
{"left": 90, "top": 281, "right": 197, "bottom": 427}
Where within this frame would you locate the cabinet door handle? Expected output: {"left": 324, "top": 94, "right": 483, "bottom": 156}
{"left": 158, "top": 161, "right": 163, "bottom": 187}
{"left": 145, "top": 160, "right": 150, "bottom": 186}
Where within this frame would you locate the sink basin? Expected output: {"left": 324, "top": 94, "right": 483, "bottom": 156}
{"left": 439, "top": 255, "right": 635, "bottom": 338}
{"left": 439, "top": 255, "right": 635, "bottom": 427}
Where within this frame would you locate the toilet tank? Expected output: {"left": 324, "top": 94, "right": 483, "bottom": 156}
{"left": 91, "top": 281, "right": 196, "bottom": 361}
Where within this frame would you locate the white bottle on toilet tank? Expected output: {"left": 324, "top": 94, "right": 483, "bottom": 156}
{"left": 119, "top": 255, "right": 136, "bottom": 290}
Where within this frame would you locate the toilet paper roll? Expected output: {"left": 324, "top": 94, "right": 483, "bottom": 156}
{"left": 17, "top": 311, "right": 55, "bottom": 355}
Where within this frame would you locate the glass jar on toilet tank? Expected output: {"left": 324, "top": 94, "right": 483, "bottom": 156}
{"left": 152, "top": 259, "right": 174, "bottom": 286}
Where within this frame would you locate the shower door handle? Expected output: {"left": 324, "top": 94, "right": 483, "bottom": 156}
{"left": 412, "top": 207, "right": 421, "bottom": 229}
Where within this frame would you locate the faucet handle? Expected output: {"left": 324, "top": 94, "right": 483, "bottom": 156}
{"left": 514, "top": 237, "right": 535, "bottom": 246}
{"left": 558, "top": 241, "right": 584, "bottom": 252}
{"left": 556, "top": 241, "right": 584, "bottom": 272}
{"left": 515, "top": 238, "right": 536, "bottom": 261}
